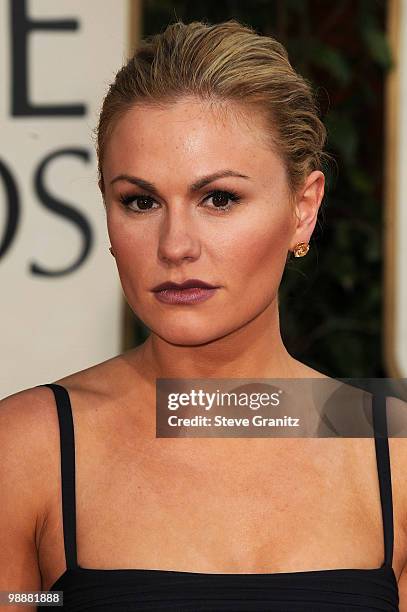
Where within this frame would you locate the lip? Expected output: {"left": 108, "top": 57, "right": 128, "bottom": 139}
{"left": 153, "top": 286, "right": 219, "bottom": 305}
{"left": 152, "top": 278, "right": 218, "bottom": 291}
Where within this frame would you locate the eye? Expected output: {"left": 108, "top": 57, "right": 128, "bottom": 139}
{"left": 202, "top": 190, "right": 241, "bottom": 213}
{"left": 119, "top": 194, "right": 158, "bottom": 214}
{"left": 118, "top": 189, "right": 241, "bottom": 214}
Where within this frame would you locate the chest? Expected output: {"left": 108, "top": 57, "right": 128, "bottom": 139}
{"left": 38, "top": 435, "right": 389, "bottom": 590}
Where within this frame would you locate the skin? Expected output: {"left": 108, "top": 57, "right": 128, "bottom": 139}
{"left": 102, "top": 95, "right": 326, "bottom": 382}
{"left": 2, "top": 95, "right": 407, "bottom": 606}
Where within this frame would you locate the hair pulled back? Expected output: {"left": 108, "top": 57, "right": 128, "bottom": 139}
{"left": 96, "top": 19, "right": 329, "bottom": 205}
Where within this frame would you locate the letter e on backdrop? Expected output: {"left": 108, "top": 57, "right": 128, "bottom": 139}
{"left": 0, "top": 0, "right": 134, "bottom": 396}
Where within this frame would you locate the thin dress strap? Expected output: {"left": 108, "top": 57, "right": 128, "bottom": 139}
{"left": 37, "top": 383, "right": 78, "bottom": 570}
{"left": 371, "top": 391, "right": 394, "bottom": 568}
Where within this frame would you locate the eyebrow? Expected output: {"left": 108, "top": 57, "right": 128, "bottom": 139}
{"left": 109, "top": 169, "right": 252, "bottom": 195}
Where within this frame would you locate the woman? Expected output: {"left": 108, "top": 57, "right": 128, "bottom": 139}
{"left": 1, "top": 18, "right": 406, "bottom": 611}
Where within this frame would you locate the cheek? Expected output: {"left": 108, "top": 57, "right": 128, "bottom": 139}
{"left": 107, "top": 215, "right": 155, "bottom": 287}
{"left": 220, "top": 209, "right": 291, "bottom": 286}
{"left": 108, "top": 204, "right": 147, "bottom": 246}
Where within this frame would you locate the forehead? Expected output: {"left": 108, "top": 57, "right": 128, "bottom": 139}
{"left": 102, "top": 96, "right": 285, "bottom": 184}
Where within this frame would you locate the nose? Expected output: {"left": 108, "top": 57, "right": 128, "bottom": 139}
{"left": 157, "top": 209, "right": 201, "bottom": 266}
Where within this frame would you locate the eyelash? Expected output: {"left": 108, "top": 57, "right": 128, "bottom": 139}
{"left": 118, "top": 189, "right": 242, "bottom": 215}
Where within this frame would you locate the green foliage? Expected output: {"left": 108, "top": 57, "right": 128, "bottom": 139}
{"left": 139, "top": 0, "right": 391, "bottom": 376}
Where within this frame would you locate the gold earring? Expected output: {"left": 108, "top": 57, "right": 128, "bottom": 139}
{"left": 109, "top": 246, "right": 115, "bottom": 257}
{"left": 292, "top": 242, "right": 309, "bottom": 257}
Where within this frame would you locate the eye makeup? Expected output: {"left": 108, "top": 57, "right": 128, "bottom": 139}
{"left": 118, "top": 189, "right": 243, "bottom": 215}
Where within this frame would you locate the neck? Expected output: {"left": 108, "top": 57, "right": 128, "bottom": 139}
{"left": 131, "top": 298, "right": 314, "bottom": 382}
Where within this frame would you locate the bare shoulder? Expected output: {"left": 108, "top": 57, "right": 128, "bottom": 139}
{"left": 52, "top": 347, "right": 143, "bottom": 397}
{"left": 0, "top": 349, "right": 137, "bottom": 530}
{"left": 0, "top": 385, "right": 62, "bottom": 522}
{"left": 0, "top": 385, "right": 64, "bottom": 593}
{"left": 0, "top": 346, "right": 132, "bottom": 437}
{"left": 0, "top": 384, "right": 59, "bottom": 468}
{"left": 387, "top": 396, "right": 407, "bottom": 522}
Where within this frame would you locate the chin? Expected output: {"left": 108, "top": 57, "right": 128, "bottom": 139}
{"left": 147, "top": 321, "right": 230, "bottom": 346}
{"left": 154, "top": 327, "right": 224, "bottom": 347}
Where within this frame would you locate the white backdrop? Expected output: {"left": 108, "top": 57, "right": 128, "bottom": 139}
{"left": 0, "top": 0, "right": 129, "bottom": 397}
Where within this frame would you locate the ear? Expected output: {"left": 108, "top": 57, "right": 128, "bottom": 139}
{"left": 289, "top": 170, "right": 325, "bottom": 250}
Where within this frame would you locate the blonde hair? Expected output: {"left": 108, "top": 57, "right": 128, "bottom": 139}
{"left": 96, "top": 19, "right": 330, "bottom": 205}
